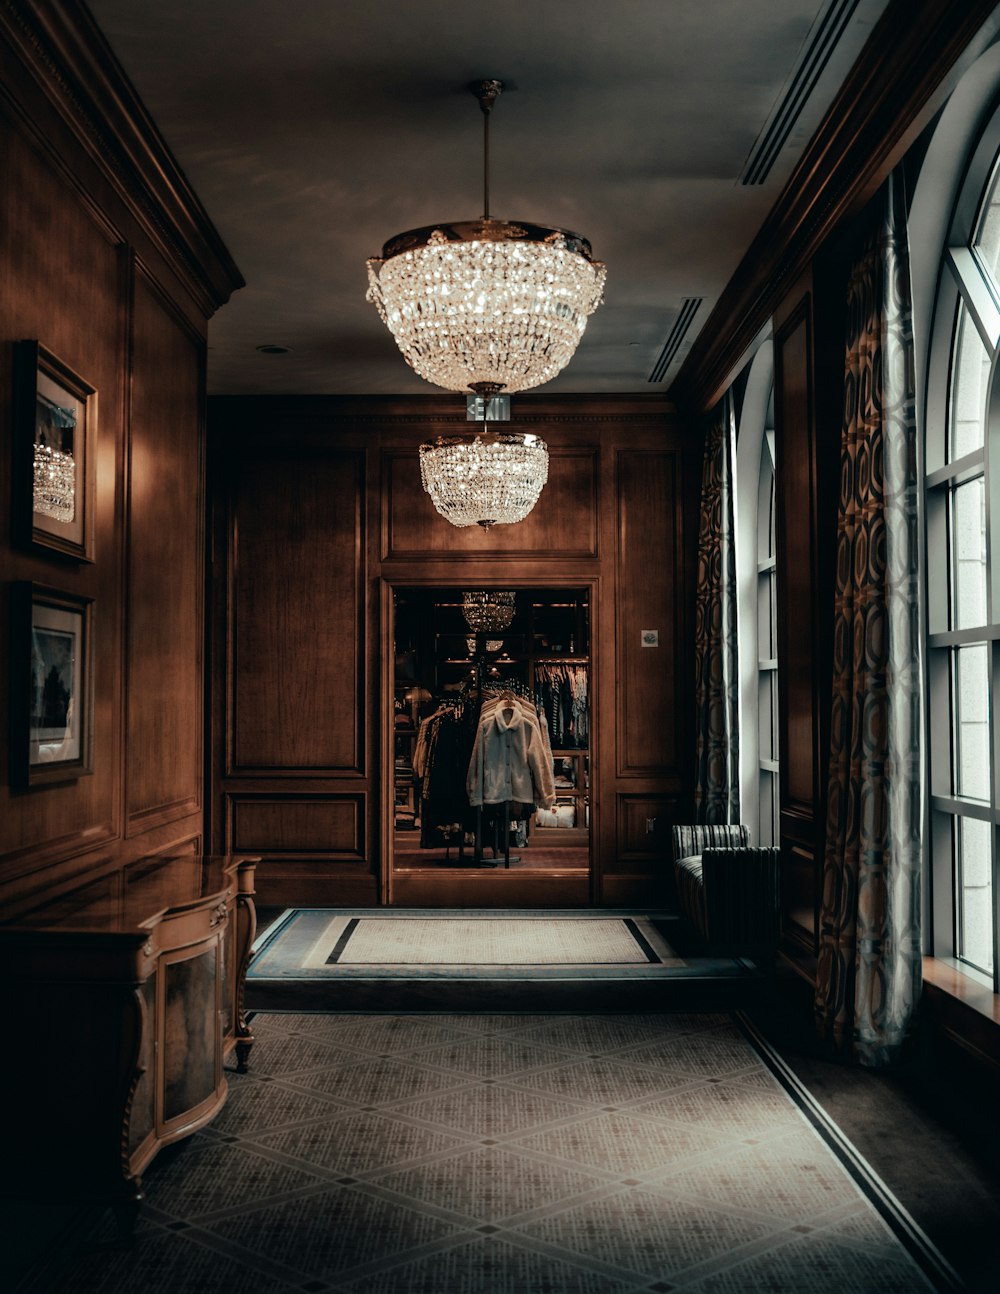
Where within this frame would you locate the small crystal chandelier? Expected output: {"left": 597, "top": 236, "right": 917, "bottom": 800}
{"left": 33, "top": 443, "right": 75, "bottom": 522}
{"left": 367, "top": 79, "right": 605, "bottom": 530}
{"left": 419, "top": 428, "right": 548, "bottom": 528}
{"left": 467, "top": 637, "right": 504, "bottom": 655}
{"left": 463, "top": 590, "right": 516, "bottom": 634}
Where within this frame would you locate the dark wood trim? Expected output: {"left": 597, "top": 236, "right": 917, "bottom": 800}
{"left": 670, "top": 0, "right": 1000, "bottom": 412}
{"left": 209, "top": 392, "right": 679, "bottom": 428}
{"left": 0, "top": 0, "right": 243, "bottom": 316}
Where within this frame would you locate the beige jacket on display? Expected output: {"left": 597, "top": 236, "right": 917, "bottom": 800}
{"left": 467, "top": 701, "right": 556, "bottom": 809}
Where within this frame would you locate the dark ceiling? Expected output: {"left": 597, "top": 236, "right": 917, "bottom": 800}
{"left": 87, "top": 0, "right": 890, "bottom": 396}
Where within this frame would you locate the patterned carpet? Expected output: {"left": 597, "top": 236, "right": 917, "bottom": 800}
{"left": 33, "top": 1011, "right": 959, "bottom": 1293}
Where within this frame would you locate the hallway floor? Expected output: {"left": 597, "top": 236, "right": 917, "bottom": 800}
{"left": 19, "top": 1009, "right": 960, "bottom": 1293}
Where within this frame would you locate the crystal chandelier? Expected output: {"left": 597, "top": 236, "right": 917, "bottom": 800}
{"left": 463, "top": 590, "right": 515, "bottom": 634}
{"left": 419, "top": 429, "right": 548, "bottom": 529}
{"left": 366, "top": 80, "right": 606, "bottom": 397}
{"left": 33, "top": 443, "right": 75, "bottom": 522}
{"left": 367, "top": 79, "right": 605, "bottom": 530}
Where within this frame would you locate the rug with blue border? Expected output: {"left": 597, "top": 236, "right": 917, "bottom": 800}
{"left": 247, "top": 909, "right": 765, "bottom": 1011}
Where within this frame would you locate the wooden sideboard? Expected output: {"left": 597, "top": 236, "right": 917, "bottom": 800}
{"left": 0, "top": 853, "right": 257, "bottom": 1222}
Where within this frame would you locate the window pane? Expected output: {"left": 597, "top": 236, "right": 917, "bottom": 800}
{"left": 952, "top": 645, "right": 990, "bottom": 801}
{"left": 755, "top": 667, "right": 771, "bottom": 755}
{"left": 758, "top": 769, "right": 777, "bottom": 848}
{"left": 956, "top": 816, "right": 994, "bottom": 975}
{"left": 949, "top": 475, "right": 987, "bottom": 630}
{"left": 757, "top": 570, "right": 775, "bottom": 661}
{"left": 948, "top": 304, "right": 990, "bottom": 461}
{"left": 974, "top": 157, "right": 1000, "bottom": 282}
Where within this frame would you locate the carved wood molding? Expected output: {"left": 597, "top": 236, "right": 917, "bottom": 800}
{"left": 0, "top": 0, "right": 243, "bottom": 317}
{"left": 670, "top": 0, "right": 1000, "bottom": 412}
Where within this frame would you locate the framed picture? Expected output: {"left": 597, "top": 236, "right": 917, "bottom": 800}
{"left": 13, "top": 341, "right": 96, "bottom": 562}
{"left": 10, "top": 583, "right": 94, "bottom": 787}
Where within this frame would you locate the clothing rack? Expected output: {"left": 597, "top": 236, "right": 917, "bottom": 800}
{"left": 466, "top": 654, "right": 519, "bottom": 867}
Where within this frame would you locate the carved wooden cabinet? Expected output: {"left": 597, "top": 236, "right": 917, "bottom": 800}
{"left": 0, "top": 854, "right": 256, "bottom": 1217}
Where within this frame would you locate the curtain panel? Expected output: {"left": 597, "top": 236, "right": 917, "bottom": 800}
{"left": 693, "top": 390, "right": 740, "bottom": 825}
{"left": 816, "top": 171, "right": 924, "bottom": 1067}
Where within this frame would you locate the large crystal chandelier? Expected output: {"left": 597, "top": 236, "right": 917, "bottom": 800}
{"left": 366, "top": 80, "right": 605, "bottom": 397}
{"left": 367, "top": 79, "right": 605, "bottom": 530}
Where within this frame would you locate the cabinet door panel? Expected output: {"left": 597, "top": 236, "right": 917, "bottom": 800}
{"left": 162, "top": 944, "right": 219, "bottom": 1123}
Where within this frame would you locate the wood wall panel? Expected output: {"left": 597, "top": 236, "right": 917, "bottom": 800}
{"left": 209, "top": 399, "right": 695, "bottom": 908}
{"left": 125, "top": 270, "right": 203, "bottom": 832}
{"left": 383, "top": 447, "right": 599, "bottom": 560}
{"left": 230, "top": 795, "right": 363, "bottom": 858}
{"left": 616, "top": 794, "right": 677, "bottom": 862}
{"left": 615, "top": 450, "right": 682, "bottom": 777}
{"left": 230, "top": 451, "right": 364, "bottom": 773}
{"left": 0, "top": 2, "right": 240, "bottom": 909}
{"left": 772, "top": 267, "right": 842, "bottom": 969}
{"left": 0, "top": 119, "right": 122, "bottom": 874}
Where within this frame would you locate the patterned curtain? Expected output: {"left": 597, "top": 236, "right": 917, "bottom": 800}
{"left": 694, "top": 390, "right": 740, "bottom": 825}
{"left": 815, "top": 170, "right": 923, "bottom": 1067}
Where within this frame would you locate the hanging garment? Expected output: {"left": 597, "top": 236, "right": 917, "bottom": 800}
{"left": 479, "top": 693, "right": 555, "bottom": 771}
{"left": 534, "top": 663, "right": 589, "bottom": 748}
{"left": 467, "top": 701, "right": 556, "bottom": 808}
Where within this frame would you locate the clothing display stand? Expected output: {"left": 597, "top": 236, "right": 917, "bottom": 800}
{"left": 468, "top": 640, "right": 524, "bottom": 869}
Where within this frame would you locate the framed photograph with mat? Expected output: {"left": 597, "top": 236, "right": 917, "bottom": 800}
{"left": 13, "top": 340, "right": 97, "bottom": 562}
{"left": 10, "top": 583, "right": 94, "bottom": 787}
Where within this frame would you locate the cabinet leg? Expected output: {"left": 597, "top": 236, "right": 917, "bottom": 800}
{"left": 235, "top": 1033, "right": 254, "bottom": 1074}
{"left": 113, "top": 1179, "right": 143, "bottom": 1244}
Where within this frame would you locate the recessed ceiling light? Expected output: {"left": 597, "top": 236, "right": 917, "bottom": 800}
{"left": 255, "top": 344, "right": 291, "bottom": 354}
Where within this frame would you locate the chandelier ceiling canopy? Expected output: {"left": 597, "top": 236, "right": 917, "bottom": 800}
{"left": 366, "top": 79, "right": 606, "bottom": 398}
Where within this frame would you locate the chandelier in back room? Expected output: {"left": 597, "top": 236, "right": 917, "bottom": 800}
{"left": 462, "top": 590, "right": 516, "bottom": 635}
{"left": 366, "top": 79, "right": 606, "bottom": 529}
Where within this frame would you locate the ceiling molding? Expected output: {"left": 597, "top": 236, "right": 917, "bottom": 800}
{"left": 670, "top": 0, "right": 1000, "bottom": 413}
{"left": 0, "top": 0, "right": 244, "bottom": 317}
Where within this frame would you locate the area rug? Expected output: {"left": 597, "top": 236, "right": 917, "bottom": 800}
{"left": 304, "top": 914, "right": 677, "bottom": 968}
{"left": 247, "top": 909, "right": 764, "bottom": 1012}
{"left": 39, "top": 1009, "right": 964, "bottom": 1292}
{"left": 250, "top": 910, "right": 691, "bottom": 979}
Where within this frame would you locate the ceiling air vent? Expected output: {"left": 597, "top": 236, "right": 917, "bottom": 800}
{"left": 740, "top": 0, "right": 860, "bottom": 186}
{"left": 648, "top": 297, "right": 702, "bottom": 384}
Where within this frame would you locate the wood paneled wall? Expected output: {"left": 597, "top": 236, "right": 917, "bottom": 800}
{"left": 771, "top": 262, "right": 844, "bottom": 976}
{"left": 0, "top": 1, "right": 241, "bottom": 913}
{"left": 208, "top": 396, "right": 699, "bottom": 908}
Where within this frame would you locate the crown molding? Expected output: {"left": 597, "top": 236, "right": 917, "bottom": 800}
{"left": 0, "top": 0, "right": 244, "bottom": 317}
{"left": 670, "top": 0, "right": 1000, "bottom": 413}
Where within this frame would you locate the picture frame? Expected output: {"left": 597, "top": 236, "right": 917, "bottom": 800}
{"left": 13, "top": 341, "right": 97, "bottom": 562}
{"left": 10, "top": 583, "right": 94, "bottom": 787}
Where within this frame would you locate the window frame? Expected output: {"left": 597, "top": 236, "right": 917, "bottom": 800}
{"left": 926, "top": 104, "right": 1000, "bottom": 991}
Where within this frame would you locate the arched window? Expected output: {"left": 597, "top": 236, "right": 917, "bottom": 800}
{"left": 925, "top": 108, "right": 1000, "bottom": 984}
{"left": 756, "top": 410, "right": 779, "bottom": 846}
{"left": 736, "top": 342, "right": 778, "bottom": 846}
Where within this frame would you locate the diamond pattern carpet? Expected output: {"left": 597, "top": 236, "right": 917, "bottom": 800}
{"left": 35, "top": 1011, "right": 957, "bottom": 1293}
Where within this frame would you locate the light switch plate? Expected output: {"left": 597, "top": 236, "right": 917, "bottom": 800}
{"left": 641, "top": 629, "right": 658, "bottom": 647}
